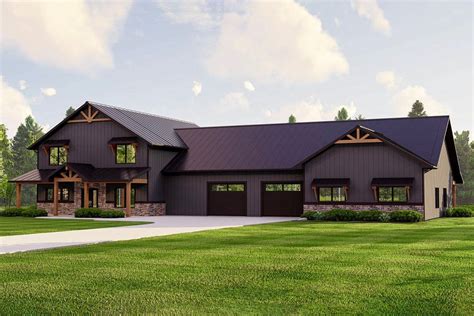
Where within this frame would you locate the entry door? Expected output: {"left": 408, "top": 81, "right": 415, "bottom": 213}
{"left": 81, "top": 188, "right": 98, "bottom": 208}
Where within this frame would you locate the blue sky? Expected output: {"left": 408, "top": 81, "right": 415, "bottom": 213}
{"left": 1, "top": 0, "right": 472, "bottom": 138}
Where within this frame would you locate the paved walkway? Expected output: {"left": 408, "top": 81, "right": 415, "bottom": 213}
{"left": 0, "top": 216, "right": 298, "bottom": 254}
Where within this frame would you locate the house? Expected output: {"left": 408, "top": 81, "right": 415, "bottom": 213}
{"left": 11, "top": 101, "right": 463, "bottom": 220}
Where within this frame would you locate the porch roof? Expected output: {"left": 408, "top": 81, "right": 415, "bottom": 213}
{"left": 10, "top": 169, "right": 52, "bottom": 183}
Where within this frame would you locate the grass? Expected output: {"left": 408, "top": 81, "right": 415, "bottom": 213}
{"left": 1, "top": 218, "right": 473, "bottom": 315}
{"left": 0, "top": 217, "right": 150, "bottom": 236}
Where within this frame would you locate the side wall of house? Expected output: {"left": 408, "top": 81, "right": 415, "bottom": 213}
{"left": 164, "top": 173, "right": 303, "bottom": 216}
{"left": 148, "top": 148, "right": 179, "bottom": 202}
{"left": 38, "top": 120, "right": 148, "bottom": 169}
{"left": 424, "top": 141, "right": 452, "bottom": 220}
{"left": 304, "top": 143, "right": 424, "bottom": 204}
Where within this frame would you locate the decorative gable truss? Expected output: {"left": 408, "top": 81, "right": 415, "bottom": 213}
{"left": 335, "top": 126, "right": 383, "bottom": 145}
{"left": 68, "top": 104, "right": 111, "bottom": 124}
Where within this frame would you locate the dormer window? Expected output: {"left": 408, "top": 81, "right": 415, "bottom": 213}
{"left": 116, "top": 144, "right": 136, "bottom": 164}
{"left": 49, "top": 146, "right": 68, "bottom": 165}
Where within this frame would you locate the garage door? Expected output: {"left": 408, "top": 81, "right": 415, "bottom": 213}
{"left": 262, "top": 182, "right": 303, "bottom": 216}
{"left": 208, "top": 183, "right": 247, "bottom": 216}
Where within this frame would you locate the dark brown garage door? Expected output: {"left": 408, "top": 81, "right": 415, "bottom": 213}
{"left": 207, "top": 183, "right": 247, "bottom": 216}
{"left": 262, "top": 182, "right": 303, "bottom": 216}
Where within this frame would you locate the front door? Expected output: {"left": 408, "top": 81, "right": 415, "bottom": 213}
{"left": 81, "top": 188, "right": 98, "bottom": 208}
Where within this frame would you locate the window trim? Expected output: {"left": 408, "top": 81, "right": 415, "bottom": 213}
{"left": 376, "top": 186, "right": 409, "bottom": 203}
{"left": 48, "top": 146, "right": 68, "bottom": 166}
{"left": 317, "top": 186, "right": 347, "bottom": 203}
{"left": 115, "top": 143, "right": 136, "bottom": 164}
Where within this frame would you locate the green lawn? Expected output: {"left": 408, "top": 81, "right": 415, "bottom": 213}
{"left": 0, "top": 217, "right": 150, "bottom": 236}
{"left": 1, "top": 218, "right": 473, "bottom": 315}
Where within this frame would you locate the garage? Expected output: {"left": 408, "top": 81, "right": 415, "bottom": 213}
{"left": 207, "top": 183, "right": 247, "bottom": 216}
{"left": 262, "top": 182, "right": 303, "bottom": 216}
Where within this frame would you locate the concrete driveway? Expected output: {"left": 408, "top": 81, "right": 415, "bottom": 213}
{"left": 0, "top": 216, "right": 298, "bottom": 254}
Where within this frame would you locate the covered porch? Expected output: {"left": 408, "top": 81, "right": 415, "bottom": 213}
{"left": 10, "top": 164, "right": 162, "bottom": 216}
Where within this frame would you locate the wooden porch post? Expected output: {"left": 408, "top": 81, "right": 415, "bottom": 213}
{"left": 53, "top": 179, "right": 59, "bottom": 216}
{"left": 126, "top": 182, "right": 132, "bottom": 217}
{"left": 452, "top": 182, "right": 457, "bottom": 207}
{"left": 15, "top": 183, "right": 21, "bottom": 208}
{"left": 83, "top": 182, "right": 89, "bottom": 208}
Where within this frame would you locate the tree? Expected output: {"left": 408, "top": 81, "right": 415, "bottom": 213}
{"left": 10, "top": 116, "right": 44, "bottom": 206}
{"left": 407, "top": 100, "right": 427, "bottom": 117}
{"left": 65, "top": 106, "right": 75, "bottom": 117}
{"left": 353, "top": 114, "right": 365, "bottom": 120}
{"left": 335, "top": 107, "right": 349, "bottom": 121}
{"left": 0, "top": 124, "right": 13, "bottom": 206}
{"left": 454, "top": 131, "right": 474, "bottom": 204}
{"left": 288, "top": 114, "right": 296, "bottom": 123}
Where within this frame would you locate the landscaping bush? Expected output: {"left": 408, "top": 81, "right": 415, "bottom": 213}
{"left": 74, "top": 208, "right": 103, "bottom": 218}
{"left": 389, "top": 210, "right": 422, "bottom": 222}
{"left": 378, "top": 212, "right": 391, "bottom": 223}
{"left": 445, "top": 207, "right": 473, "bottom": 217}
{"left": 100, "top": 210, "right": 125, "bottom": 218}
{"left": 322, "top": 209, "right": 358, "bottom": 221}
{"left": 0, "top": 207, "right": 48, "bottom": 217}
{"left": 357, "top": 210, "right": 387, "bottom": 222}
{"left": 301, "top": 210, "right": 324, "bottom": 220}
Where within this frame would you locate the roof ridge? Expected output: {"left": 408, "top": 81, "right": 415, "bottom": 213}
{"left": 174, "top": 115, "right": 450, "bottom": 131}
{"left": 87, "top": 101, "right": 197, "bottom": 125}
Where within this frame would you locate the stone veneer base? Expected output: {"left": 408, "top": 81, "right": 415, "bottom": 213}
{"left": 303, "top": 204, "right": 424, "bottom": 214}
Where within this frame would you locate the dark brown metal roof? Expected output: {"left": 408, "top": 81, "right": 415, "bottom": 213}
{"left": 10, "top": 169, "right": 52, "bottom": 182}
{"left": 371, "top": 178, "right": 414, "bottom": 186}
{"left": 166, "top": 116, "right": 462, "bottom": 183}
{"left": 108, "top": 137, "right": 139, "bottom": 145}
{"left": 311, "top": 178, "right": 350, "bottom": 187}
{"left": 29, "top": 101, "right": 198, "bottom": 149}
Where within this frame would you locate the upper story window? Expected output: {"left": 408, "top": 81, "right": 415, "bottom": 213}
{"left": 116, "top": 144, "right": 136, "bottom": 164}
{"left": 49, "top": 146, "right": 67, "bottom": 165}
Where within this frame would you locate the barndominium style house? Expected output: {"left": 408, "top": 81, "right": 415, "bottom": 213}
{"left": 11, "top": 101, "right": 463, "bottom": 220}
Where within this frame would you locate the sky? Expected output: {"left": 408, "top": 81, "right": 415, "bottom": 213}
{"left": 1, "top": 0, "right": 473, "bottom": 138}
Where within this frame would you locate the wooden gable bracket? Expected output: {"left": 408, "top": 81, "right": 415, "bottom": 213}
{"left": 335, "top": 127, "right": 383, "bottom": 144}
{"left": 68, "top": 104, "right": 112, "bottom": 124}
{"left": 57, "top": 169, "right": 81, "bottom": 182}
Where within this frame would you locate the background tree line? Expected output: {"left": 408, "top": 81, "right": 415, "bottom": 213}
{"left": 288, "top": 100, "right": 473, "bottom": 204}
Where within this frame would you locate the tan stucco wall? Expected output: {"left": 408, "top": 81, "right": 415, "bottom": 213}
{"left": 424, "top": 141, "right": 452, "bottom": 220}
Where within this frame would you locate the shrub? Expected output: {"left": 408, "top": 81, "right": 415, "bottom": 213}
{"left": 445, "top": 207, "right": 473, "bottom": 217}
{"left": 322, "top": 209, "right": 358, "bottom": 221}
{"left": 75, "top": 208, "right": 103, "bottom": 218}
{"left": 389, "top": 210, "right": 422, "bottom": 222}
{"left": 357, "top": 210, "right": 387, "bottom": 222}
{"left": 0, "top": 207, "right": 48, "bottom": 217}
{"left": 301, "top": 210, "right": 324, "bottom": 220}
{"left": 378, "top": 212, "right": 391, "bottom": 223}
{"left": 100, "top": 210, "right": 125, "bottom": 218}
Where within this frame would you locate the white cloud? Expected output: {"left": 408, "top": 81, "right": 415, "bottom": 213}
{"left": 205, "top": 0, "right": 349, "bottom": 84}
{"left": 154, "top": 0, "right": 218, "bottom": 28}
{"left": 244, "top": 80, "right": 255, "bottom": 91}
{"left": 265, "top": 97, "right": 357, "bottom": 123}
{"left": 192, "top": 81, "right": 202, "bottom": 96}
{"left": 219, "top": 92, "right": 250, "bottom": 111}
{"left": 19, "top": 80, "right": 27, "bottom": 90}
{"left": 334, "top": 17, "right": 341, "bottom": 27}
{"left": 1, "top": 0, "right": 132, "bottom": 73}
{"left": 41, "top": 88, "right": 57, "bottom": 97}
{"left": 376, "top": 71, "right": 398, "bottom": 90}
{"left": 351, "top": 0, "right": 391, "bottom": 36}
{"left": 393, "top": 85, "right": 448, "bottom": 116}
{"left": 0, "top": 76, "right": 33, "bottom": 138}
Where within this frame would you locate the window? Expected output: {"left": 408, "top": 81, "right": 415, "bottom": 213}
{"left": 131, "top": 188, "right": 136, "bottom": 208}
{"left": 318, "top": 187, "right": 346, "bottom": 202}
{"left": 49, "top": 146, "right": 67, "bottom": 165}
{"left": 435, "top": 188, "right": 440, "bottom": 208}
{"left": 211, "top": 183, "right": 245, "bottom": 192}
{"left": 46, "top": 188, "right": 53, "bottom": 202}
{"left": 265, "top": 183, "right": 301, "bottom": 192}
{"left": 57, "top": 185, "right": 73, "bottom": 202}
{"left": 443, "top": 188, "right": 447, "bottom": 208}
{"left": 115, "top": 188, "right": 125, "bottom": 208}
{"left": 377, "top": 187, "right": 408, "bottom": 203}
{"left": 116, "top": 144, "right": 136, "bottom": 164}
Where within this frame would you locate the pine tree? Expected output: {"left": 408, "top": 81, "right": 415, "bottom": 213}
{"left": 65, "top": 106, "right": 75, "bottom": 117}
{"left": 454, "top": 131, "right": 474, "bottom": 204}
{"left": 0, "top": 124, "right": 13, "bottom": 206}
{"left": 335, "top": 107, "right": 349, "bottom": 121}
{"left": 407, "top": 100, "right": 427, "bottom": 117}
{"left": 288, "top": 114, "right": 296, "bottom": 123}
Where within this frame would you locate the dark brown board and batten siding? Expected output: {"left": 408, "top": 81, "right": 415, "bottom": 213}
{"left": 38, "top": 121, "right": 147, "bottom": 169}
{"left": 304, "top": 143, "right": 424, "bottom": 203}
{"left": 147, "top": 148, "right": 179, "bottom": 201}
{"left": 164, "top": 173, "right": 303, "bottom": 216}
